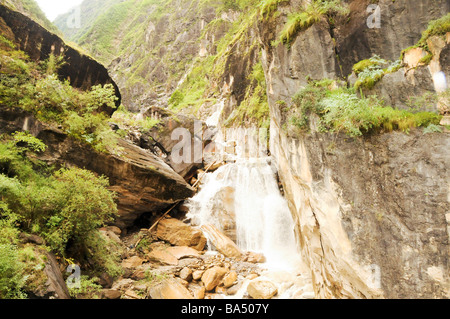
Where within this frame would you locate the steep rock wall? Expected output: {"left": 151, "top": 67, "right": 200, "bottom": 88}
{"left": 259, "top": 0, "right": 450, "bottom": 298}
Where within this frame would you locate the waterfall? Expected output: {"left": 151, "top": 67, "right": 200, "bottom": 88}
{"left": 187, "top": 157, "right": 302, "bottom": 272}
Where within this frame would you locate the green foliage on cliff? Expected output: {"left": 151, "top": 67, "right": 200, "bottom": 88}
{"left": 225, "top": 62, "right": 270, "bottom": 128}
{"left": 0, "top": 136, "right": 118, "bottom": 254}
{"left": 277, "top": 0, "right": 349, "bottom": 47}
{"left": 352, "top": 56, "right": 402, "bottom": 90}
{"left": 259, "top": 0, "right": 289, "bottom": 19}
{"left": 287, "top": 81, "right": 442, "bottom": 137}
{"left": 0, "top": 42, "right": 122, "bottom": 153}
{"left": 0, "top": 242, "right": 26, "bottom": 299}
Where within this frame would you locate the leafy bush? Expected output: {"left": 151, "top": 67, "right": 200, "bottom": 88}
{"left": 79, "top": 231, "right": 124, "bottom": 279}
{"left": 68, "top": 275, "right": 103, "bottom": 299}
{"left": 0, "top": 136, "right": 118, "bottom": 256}
{"left": 12, "top": 132, "right": 47, "bottom": 153}
{"left": 423, "top": 124, "right": 443, "bottom": 134}
{"left": 0, "top": 45, "right": 120, "bottom": 153}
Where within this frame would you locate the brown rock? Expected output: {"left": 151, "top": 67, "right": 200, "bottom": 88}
{"left": 215, "top": 286, "right": 227, "bottom": 294}
{"left": 148, "top": 249, "right": 179, "bottom": 266}
{"left": 103, "top": 289, "right": 122, "bottom": 300}
{"left": 121, "top": 256, "right": 144, "bottom": 269}
{"left": 245, "top": 252, "right": 266, "bottom": 264}
{"left": 179, "top": 267, "right": 193, "bottom": 282}
{"left": 149, "top": 278, "right": 194, "bottom": 299}
{"left": 227, "top": 282, "right": 243, "bottom": 296}
{"left": 166, "top": 246, "right": 201, "bottom": 259}
{"left": 192, "top": 270, "right": 205, "bottom": 281}
{"left": 156, "top": 218, "right": 206, "bottom": 251}
{"left": 190, "top": 285, "right": 206, "bottom": 300}
{"left": 123, "top": 289, "right": 141, "bottom": 299}
{"left": 201, "top": 267, "right": 228, "bottom": 292}
{"left": 200, "top": 224, "right": 242, "bottom": 258}
{"left": 222, "top": 271, "right": 238, "bottom": 288}
{"left": 247, "top": 280, "right": 278, "bottom": 299}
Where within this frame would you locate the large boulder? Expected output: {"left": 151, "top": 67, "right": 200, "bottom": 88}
{"left": 156, "top": 218, "right": 207, "bottom": 251}
{"left": 200, "top": 224, "right": 242, "bottom": 258}
{"left": 247, "top": 280, "right": 278, "bottom": 300}
{"left": 149, "top": 278, "right": 194, "bottom": 299}
{"left": 201, "top": 266, "right": 228, "bottom": 292}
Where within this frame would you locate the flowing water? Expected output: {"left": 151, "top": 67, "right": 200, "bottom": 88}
{"left": 187, "top": 157, "right": 303, "bottom": 273}
{"left": 186, "top": 125, "right": 314, "bottom": 298}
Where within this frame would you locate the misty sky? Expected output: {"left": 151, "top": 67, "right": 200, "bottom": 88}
{"left": 35, "top": 0, "right": 83, "bottom": 21}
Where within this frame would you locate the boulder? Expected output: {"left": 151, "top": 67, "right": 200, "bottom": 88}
{"left": 149, "top": 278, "right": 194, "bottom": 299}
{"left": 247, "top": 280, "right": 278, "bottom": 300}
{"left": 179, "top": 267, "right": 193, "bottom": 282}
{"left": 156, "top": 218, "right": 206, "bottom": 251}
{"left": 121, "top": 256, "right": 145, "bottom": 270}
{"left": 192, "top": 270, "right": 205, "bottom": 281}
{"left": 148, "top": 249, "right": 179, "bottom": 266}
{"left": 166, "top": 246, "right": 201, "bottom": 259}
{"left": 102, "top": 289, "right": 122, "bottom": 300}
{"left": 200, "top": 224, "right": 242, "bottom": 258}
{"left": 245, "top": 252, "right": 266, "bottom": 264}
{"left": 189, "top": 284, "right": 206, "bottom": 299}
{"left": 201, "top": 267, "right": 228, "bottom": 292}
{"left": 222, "top": 271, "right": 238, "bottom": 288}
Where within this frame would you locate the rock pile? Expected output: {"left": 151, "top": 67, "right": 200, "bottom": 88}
{"left": 100, "top": 217, "right": 315, "bottom": 300}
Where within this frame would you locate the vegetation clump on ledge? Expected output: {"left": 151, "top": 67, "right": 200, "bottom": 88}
{"left": 285, "top": 80, "right": 443, "bottom": 137}
{"left": 352, "top": 55, "right": 402, "bottom": 90}
{"left": 276, "top": 0, "right": 349, "bottom": 47}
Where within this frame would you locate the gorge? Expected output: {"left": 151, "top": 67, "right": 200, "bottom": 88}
{"left": 0, "top": 0, "right": 448, "bottom": 300}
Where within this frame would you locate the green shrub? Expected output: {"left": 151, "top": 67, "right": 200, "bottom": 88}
{"left": 42, "top": 168, "right": 118, "bottom": 254}
{"left": 0, "top": 243, "right": 26, "bottom": 299}
{"left": 1, "top": 45, "right": 120, "bottom": 153}
{"left": 80, "top": 231, "right": 124, "bottom": 279}
{"left": 0, "top": 136, "right": 118, "bottom": 256}
{"left": 423, "top": 124, "right": 443, "bottom": 134}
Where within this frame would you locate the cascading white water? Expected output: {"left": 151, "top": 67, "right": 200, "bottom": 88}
{"left": 187, "top": 157, "right": 302, "bottom": 272}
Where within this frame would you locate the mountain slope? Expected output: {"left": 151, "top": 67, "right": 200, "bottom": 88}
{"left": 53, "top": 0, "right": 123, "bottom": 44}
